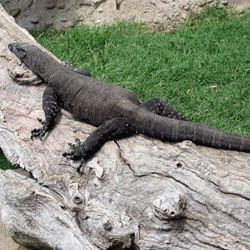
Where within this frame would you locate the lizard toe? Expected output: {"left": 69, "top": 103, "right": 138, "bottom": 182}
{"left": 77, "top": 159, "right": 86, "bottom": 173}
{"left": 31, "top": 127, "right": 46, "bottom": 140}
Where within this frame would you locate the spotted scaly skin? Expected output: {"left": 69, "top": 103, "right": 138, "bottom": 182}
{"left": 8, "top": 43, "right": 250, "bottom": 172}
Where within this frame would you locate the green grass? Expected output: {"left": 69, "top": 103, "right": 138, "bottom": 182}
{"left": 1, "top": 5, "right": 250, "bottom": 169}
{"left": 0, "top": 149, "right": 14, "bottom": 170}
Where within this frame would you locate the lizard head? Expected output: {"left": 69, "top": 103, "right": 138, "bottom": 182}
{"left": 8, "top": 43, "right": 30, "bottom": 60}
{"left": 8, "top": 42, "right": 44, "bottom": 67}
{"left": 8, "top": 42, "right": 51, "bottom": 78}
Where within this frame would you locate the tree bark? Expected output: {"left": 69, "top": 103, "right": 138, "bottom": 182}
{"left": 0, "top": 4, "right": 250, "bottom": 250}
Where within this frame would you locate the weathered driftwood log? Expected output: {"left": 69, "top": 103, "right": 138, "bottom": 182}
{"left": 1, "top": 4, "right": 250, "bottom": 250}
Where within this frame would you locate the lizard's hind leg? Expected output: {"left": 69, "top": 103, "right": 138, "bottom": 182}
{"left": 63, "top": 117, "right": 134, "bottom": 173}
{"left": 141, "top": 98, "right": 187, "bottom": 121}
{"left": 31, "top": 86, "right": 59, "bottom": 140}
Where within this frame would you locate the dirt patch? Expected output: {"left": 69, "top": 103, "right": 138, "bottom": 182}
{"left": 0, "top": 0, "right": 250, "bottom": 30}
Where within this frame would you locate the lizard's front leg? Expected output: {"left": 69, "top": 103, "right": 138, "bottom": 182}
{"left": 63, "top": 117, "right": 134, "bottom": 173}
{"left": 31, "top": 86, "right": 59, "bottom": 140}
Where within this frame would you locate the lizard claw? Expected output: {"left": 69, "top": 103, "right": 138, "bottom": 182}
{"left": 63, "top": 138, "right": 87, "bottom": 173}
{"left": 31, "top": 127, "right": 46, "bottom": 140}
{"left": 37, "top": 117, "right": 44, "bottom": 124}
{"left": 62, "top": 138, "right": 84, "bottom": 160}
{"left": 31, "top": 118, "right": 48, "bottom": 140}
{"left": 64, "top": 138, "right": 82, "bottom": 154}
{"left": 77, "top": 159, "right": 86, "bottom": 174}
{"left": 74, "top": 138, "right": 81, "bottom": 145}
{"left": 62, "top": 151, "right": 74, "bottom": 159}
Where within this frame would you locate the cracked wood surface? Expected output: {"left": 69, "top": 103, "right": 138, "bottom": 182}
{"left": 0, "top": 4, "right": 250, "bottom": 250}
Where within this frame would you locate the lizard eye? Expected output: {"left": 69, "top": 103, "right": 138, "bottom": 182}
{"left": 15, "top": 48, "right": 26, "bottom": 59}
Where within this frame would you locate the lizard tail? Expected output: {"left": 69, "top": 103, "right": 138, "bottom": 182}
{"left": 129, "top": 106, "right": 250, "bottom": 152}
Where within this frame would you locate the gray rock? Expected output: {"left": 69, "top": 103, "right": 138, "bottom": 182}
{"left": 46, "top": 0, "right": 56, "bottom": 9}
{"left": 30, "top": 17, "right": 39, "bottom": 24}
{"left": 197, "top": 0, "right": 206, "bottom": 7}
{"left": 79, "top": 0, "right": 93, "bottom": 6}
{"left": 22, "top": 0, "right": 34, "bottom": 9}
{"left": 220, "top": 0, "right": 229, "bottom": 5}
{"left": 56, "top": 2, "right": 66, "bottom": 9}
{"left": 9, "top": 8, "right": 20, "bottom": 17}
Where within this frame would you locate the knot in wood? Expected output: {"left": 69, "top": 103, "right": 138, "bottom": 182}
{"left": 68, "top": 183, "right": 86, "bottom": 209}
{"left": 102, "top": 216, "right": 113, "bottom": 231}
{"left": 152, "top": 192, "right": 186, "bottom": 220}
{"left": 73, "top": 195, "right": 84, "bottom": 204}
